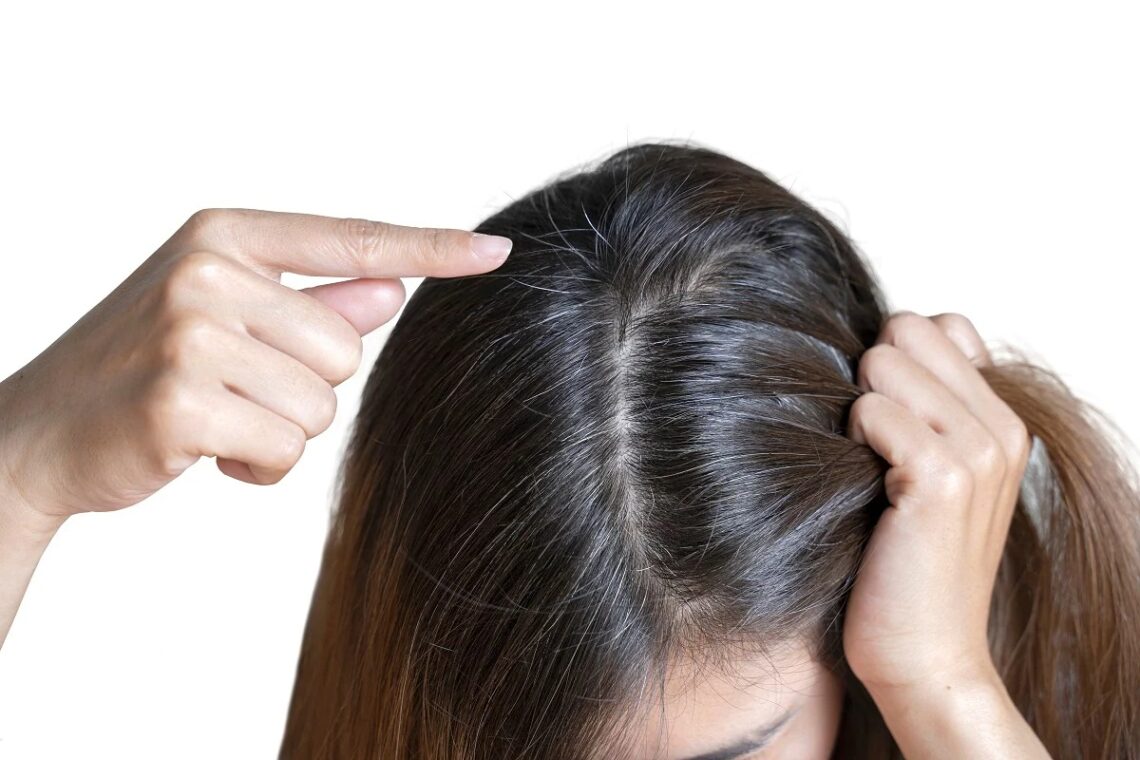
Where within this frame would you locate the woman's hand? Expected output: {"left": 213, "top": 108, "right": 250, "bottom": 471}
{"left": 0, "top": 209, "right": 512, "bottom": 524}
{"left": 842, "top": 310, "right": 1050, "bottom": 758}
{"left": 0, "top": 208, "right": 512, "bottom": 647}
{"left": 0, "top": 208, "right": 511, "bottom": 643}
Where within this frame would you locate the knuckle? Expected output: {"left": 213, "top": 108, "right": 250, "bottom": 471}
{"left": 932, "top": 312, "right": 989, "bottom": 363}
{"left": 967, "top": 430, "right": 1007, "bottom": 478}
{"left": 162, "top": 250, "right": 227, "bottom": 307}
{"left": 933, "top": 312, "right": 979, "bottom": 339}
{"left": 271, "top": 425, "right": 307, "bottom": 470}
{"left": 846, "top": 390, "right": 886, "bottom": 441}
{"left": 160, "top": 314, "right": 217, "bottom": 370}
{"left": 418, "top": 227, "right": 451, "bottom": 268}
{"left": 301, "top": 385, "right": 338, "bottom": 437}
{"left": 141, "top": 375, "right": 199, "bottom": 473}
{"left": 850, "top": 389, "right": 883, "bottom": 418}
{"left": 326, "top": 335, "right": 364, "bottom": 385}
{"left": 857, "top": 343, "right": 899, "bottom": 389}
{"left": 933, "top": 457, "right": 974, "bottom": 500}
{"left": 1000, "top": 414, "right": 1031, "bottom": 461}
{"left": 880, "top": 310, "right": 929, "bottom": 346}
{"left": 336, "top": 216, "right": 389, "bottom": 263}
{"left": 146, "top": 373, "right": 197, "bottom": 426}
{"left": 180, "top": 209, "right": 214, "bottom": 242}
{"left": 182, "top": 208, "right": 231, "bottom": 244}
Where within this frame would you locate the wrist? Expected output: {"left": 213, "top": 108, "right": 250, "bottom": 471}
{"left": 866, "top": 658, "right": 1006, "bottom": 717}
{"left": 0, "top": 440, "right": 65, "bottom": 650}
{"left": 0, "top": 475, "right": 67, "bottom": 547}
{"left": 863, "top": 654, "right": 1003, "bottom": 703}
{"left": 0, "top": 457, "right": 66, "bottom": 549}
{"left": 866, "top": 663, "right": 1049, "bottom": 759}
{"left": 0, "top": 375, "right": 66, "bottom": 541}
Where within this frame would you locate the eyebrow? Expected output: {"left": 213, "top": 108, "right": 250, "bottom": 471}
{"left": 676, "top": 706, "right": 800, "bottom": 760}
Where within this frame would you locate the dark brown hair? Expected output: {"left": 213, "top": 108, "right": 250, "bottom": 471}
{"left": 280, "top": 142, "right": 1140, "bottom": 759}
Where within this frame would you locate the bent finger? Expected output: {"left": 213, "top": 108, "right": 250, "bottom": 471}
{"left": 847, "top": 391, "right": 972, "bottom": 510}
{"left": 874, "top": 312, "right": 1026, "bottom": 459}
{"left": 929, "top": 312, "right": 993, "bottom": 368}
{"left": 214, "top": 329, "right": 339, "bottom": 439}
{"left": 193, "top": 388, "right": 308, "bottom": 485}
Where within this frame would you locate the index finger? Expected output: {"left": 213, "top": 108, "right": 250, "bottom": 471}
{"left": 173, "top": 208, "right": 513, "bottom": 278}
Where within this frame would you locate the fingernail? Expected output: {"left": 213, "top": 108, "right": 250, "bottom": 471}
{"left": 471, "top": 233, "right": 513, "bottom": 261}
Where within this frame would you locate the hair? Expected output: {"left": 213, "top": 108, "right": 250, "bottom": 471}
{"left": 280, "top": 142, "right": 1140, "bottom": 759}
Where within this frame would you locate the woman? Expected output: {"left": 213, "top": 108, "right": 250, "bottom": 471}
{"left": 2, "top": 143, "right": 1137, "bottom": 758}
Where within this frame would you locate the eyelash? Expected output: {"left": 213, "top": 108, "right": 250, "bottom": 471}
{"left": 737, "top": 749, "right": 769, "bottom": 760}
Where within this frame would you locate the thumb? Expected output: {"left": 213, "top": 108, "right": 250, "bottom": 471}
{"left": 298, "top": 277, "right": 407, "bottom": 336}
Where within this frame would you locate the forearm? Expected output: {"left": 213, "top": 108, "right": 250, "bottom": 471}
{"left": 867, "top": 667, "right": 1051, "bottom": 759}
{"left": 0, "top": 473, "right": 65, "bottom": 648}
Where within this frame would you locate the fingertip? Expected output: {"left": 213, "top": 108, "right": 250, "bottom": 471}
{"left": 301, "top": 277, "right": 406, "bottom": 336}
{"left": 470, "top": 233, "right": 513, "bottom": 265}
{"left": 247, "top": 463, "right": 289, "bottom": 485}
{"left": 216, "top": 456, "right": 260, "bottom": 484}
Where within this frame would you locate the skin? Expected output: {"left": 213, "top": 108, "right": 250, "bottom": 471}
{"left": 631, "top": 639, "right": 845, "bottom": 759}
{"left": 0, "top": 209, "right": 1052, "bottom": 757}
{"left": 841, "top": 311, "right": 1051, "bottom": 757}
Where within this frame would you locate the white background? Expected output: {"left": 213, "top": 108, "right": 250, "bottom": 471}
{"left": 1, "top": 3, "right": 1137, "bottom": 758}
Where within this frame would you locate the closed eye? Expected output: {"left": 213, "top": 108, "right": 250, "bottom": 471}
{"left": 676, "top": 706, "right": 799, "bottom": 760}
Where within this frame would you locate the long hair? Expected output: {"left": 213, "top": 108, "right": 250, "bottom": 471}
{"left": 280, "top": 142, "right": 1140, "bottom": 759}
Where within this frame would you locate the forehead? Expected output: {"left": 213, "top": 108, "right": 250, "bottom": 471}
{"left": 626, "top": 638, "right": 841, "bottom": 760}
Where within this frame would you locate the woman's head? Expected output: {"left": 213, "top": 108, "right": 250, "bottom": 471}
{"left": 288, "top": 142, "right": 891, "bottom": 758}
{"left": 281, "top": 142, "right": 1140, "bottom": 759}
